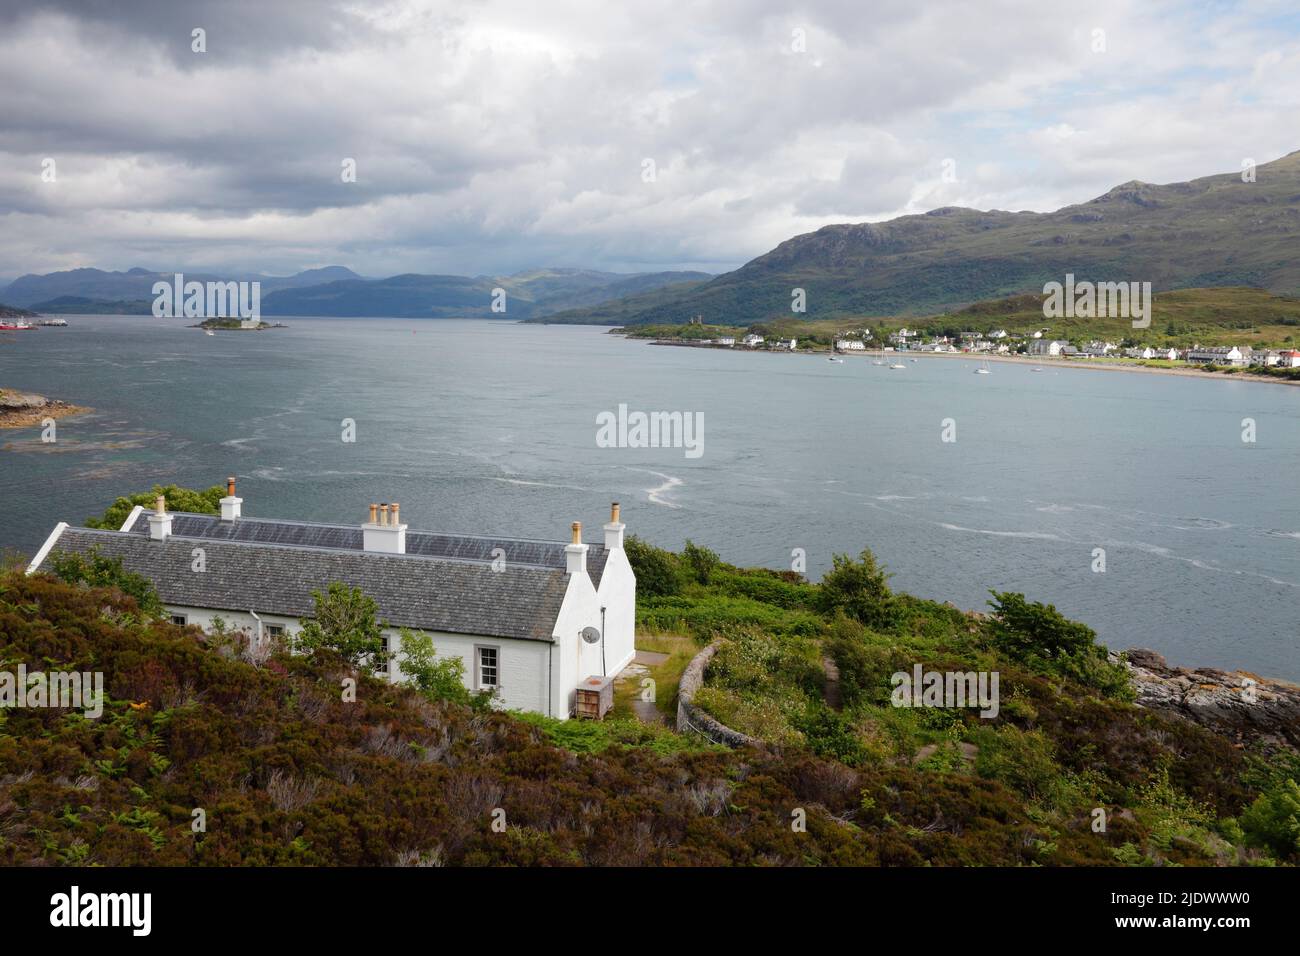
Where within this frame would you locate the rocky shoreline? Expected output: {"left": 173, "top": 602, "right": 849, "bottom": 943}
{"left": 0, "top": 388, "right": 91, "bottom": 430}
{"left": 1123, "top": 648, "right": 1300, "bottom": 754}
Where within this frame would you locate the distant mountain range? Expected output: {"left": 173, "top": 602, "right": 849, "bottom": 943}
{"left": 537, "top": 150, "right": 1300, "bottom": 325}
{"left": 0, "top": 266, "right": 712, "bottom": 319}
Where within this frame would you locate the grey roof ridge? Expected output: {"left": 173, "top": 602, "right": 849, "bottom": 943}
{"left": 58, "top": 524, "right": 567, "bottom": 575}
{"left": 133, "top": 509, "right": 607, "bottom": 548}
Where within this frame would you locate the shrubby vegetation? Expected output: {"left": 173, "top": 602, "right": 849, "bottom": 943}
{"left": 84, "top": 483, "right": 225, "bottom": 529}
{"left": 6, "top": 503, "right": 1293, "bottom": 866}
{"left": 624, "top": 541, "right": 1296, "bottom": 867}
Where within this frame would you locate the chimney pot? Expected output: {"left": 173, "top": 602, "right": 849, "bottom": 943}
{"left": 219, "top": 476, "right": 243, "bottom": 521}
{"left": 363, "top": 501, "right": 406, "bottom": 554}
{"left": 610, "top": 502, "right": 620, "bottom": 524}
{"left": 565, "top": 522, "right": 588, "bottom": 575}
{"left": 148, "top": 495, "right": 173, "bottom": 540}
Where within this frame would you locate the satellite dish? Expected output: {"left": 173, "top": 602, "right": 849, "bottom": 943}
{"left": 580, "top": 626, "right": 602, "bottom": 645}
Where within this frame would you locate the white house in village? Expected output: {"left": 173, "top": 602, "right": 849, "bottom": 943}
{"left": 836, "top": 338, "right": 866, "bottom": 350}
{"left": 742, "top": 333, "right": 764, "bottom": 347}
{"left": 1028, "top": 339, "right": 1068, "bottom": 356}
{"left": 27, "top": 481, "right": 636, "bottom": 720}
{"left": 1185, "top": 345, "right": 1246, "bottom": 366}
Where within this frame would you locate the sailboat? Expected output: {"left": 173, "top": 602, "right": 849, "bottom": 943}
{"left": 889, "top": 353, "right": 907, "bottom": 369}
{"left": 975, "top": 358, "right": 991, "bottom": 374}
{"left": 872, "top": 347, "right": 886, "bottom": 366}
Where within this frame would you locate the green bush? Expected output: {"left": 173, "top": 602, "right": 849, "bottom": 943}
{"left": 624, "top": 535, "right": 682, "bottom": 597}
{"left": 296, "top": 583, "right": 389, "bottom": 673}
{"left": 1238, "top": 778, "right": 1300, "bottom": 860}
{"left": 982, "top": 592, "right": 1131, "bottom": 699}
{"left": 84, "top": 484, "right": 226, "bottom": 529}
{"left": 48, "top": 547, "right": 163, "bottom": 617}
{"left": 817, "top": 549, "right": 898, "bottom": 630}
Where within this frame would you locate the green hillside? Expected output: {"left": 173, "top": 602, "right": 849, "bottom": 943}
{"left": 628, "top": 286, "right": 1300, "bottom": 351}
{"left": 544, "top": 151, "right": 1300, "bottom": 326}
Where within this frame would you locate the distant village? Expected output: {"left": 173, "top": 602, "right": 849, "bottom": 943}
{"left": 664, "top": 323, "right": 1300, "bottom": 369}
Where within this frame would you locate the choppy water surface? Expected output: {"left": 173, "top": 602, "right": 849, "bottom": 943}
{"left": 1, "top": 316, "right": 1297, "bottom": 678}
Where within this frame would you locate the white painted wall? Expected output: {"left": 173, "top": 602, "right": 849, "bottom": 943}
{"left": 162, "top": 604, "right": 552, "bottom": 715}
{"left": 549, "top": 555, "right": 603, "bottom": 719}
{"left": 596, "top": 545, "right": 637, "bottom": 680}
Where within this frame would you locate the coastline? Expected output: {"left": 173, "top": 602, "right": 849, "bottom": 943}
{"left": 642, "top": 337, "right": 1300, "bottom": 386}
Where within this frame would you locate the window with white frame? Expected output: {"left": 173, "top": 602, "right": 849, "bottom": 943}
{"left": 476, "top": 646, "right": 499, "bottom": 690}
{"left": 371, "top": 634, "right": 389, "bottom": 676}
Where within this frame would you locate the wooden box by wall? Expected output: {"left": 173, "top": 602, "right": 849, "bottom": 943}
{"left": 574, "top": 675, "right": 614, "bottom": 720}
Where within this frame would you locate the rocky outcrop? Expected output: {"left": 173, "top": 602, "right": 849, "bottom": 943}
{"left": 0, "top": 388, "right": 90, "bottom": 429}
{"left": 1123, "top": 648, "right": 1300, "bottom": 753}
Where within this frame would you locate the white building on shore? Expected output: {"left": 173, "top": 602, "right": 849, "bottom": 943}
{"left": 28, "top": 481, "right": 637, "bottom": 720}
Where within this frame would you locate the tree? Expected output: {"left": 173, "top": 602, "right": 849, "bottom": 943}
{"left": 817, "top": 549, "right": 895, "bottom": 629}
{"left": 624, "top": 535, "right": 682, "bottom": 597}
{"left": 982, "top": 591, "right": 1131, "bottom": 698}
{"left": 49, "top": 547, "right": 163, "bottom": 617}
{"left": 681, "top": 540, "right": 721, "bottom": 585}
{"left": 85, "top": 484, "right": 226, "bottom": 530}
{"left": 983, "top": 591, "right": 1095, "bottom": 662}
{"left": 397, "top": 629, "right": 475, "bottom": 706}
{"left": 296, "top": 583, "right": 389, "bottom": 673}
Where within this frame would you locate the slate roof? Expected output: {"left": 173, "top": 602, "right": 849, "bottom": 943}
{"left": 121, "top": 511, "right": 609, "bottom": 588}
{"left": 35, "top": 511, "right": 610, "bottom": 642}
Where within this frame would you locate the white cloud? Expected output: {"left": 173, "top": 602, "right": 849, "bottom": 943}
{"left": 0, "top": 0, "right": 1296, "bottom": 279}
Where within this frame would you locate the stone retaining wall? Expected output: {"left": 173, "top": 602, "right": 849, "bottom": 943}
{"left": 675, "top": 641, "right": 763, "bottom": 749}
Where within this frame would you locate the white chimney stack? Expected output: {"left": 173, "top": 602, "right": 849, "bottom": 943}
{"left": 363, "top": 501, "right": 407, "bottom": 554}
{"left": 603, "top": 501, "right": 625, "bottom": 551}
{"left": 220, "top": 475, "right": 242, "bottom": 521}
{"left": 148, "top": 495, "right": 172, "bottom": 541}
{"left": 565, "top": 521, "right": 588, "bottom": 575}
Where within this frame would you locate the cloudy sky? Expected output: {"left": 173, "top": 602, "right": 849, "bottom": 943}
{"left": 2, "top": 0, "right": 1298, "bottom": 280}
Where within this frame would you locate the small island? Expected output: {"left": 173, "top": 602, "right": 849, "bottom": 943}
{"left": 191, "top": 317, "right": 287, "bottom": 330}
{"left": 0, "top": 387, "right": 91, "bottom": 429}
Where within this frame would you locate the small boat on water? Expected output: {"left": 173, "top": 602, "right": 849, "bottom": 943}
{"left": 827, "top": 356, "right": 843, "bottom": 363}
{"left": 38, "top": 318, "right": 68, "bottom": 327}
{"left": 205, "top": 330, "right": 216, "bottom": 336}
{"left": 975, "top": 359, "right": 991, "bottom": 374}
{"left": 889, "top": 359, "right": 906, "bottom": 369}
{"left": 0, "top": 320, "right": 36, "bottom": 331}
{"left": 872, "top": 347, "right": 886, "bottom": 366}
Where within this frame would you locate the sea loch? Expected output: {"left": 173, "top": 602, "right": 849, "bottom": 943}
{"left": 1, "top": 315, "right": 1297, "bottom": 679}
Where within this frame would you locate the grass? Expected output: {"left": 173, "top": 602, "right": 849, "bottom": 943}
{"left": 609, "top": 633, "right": 698, "bottom": 721}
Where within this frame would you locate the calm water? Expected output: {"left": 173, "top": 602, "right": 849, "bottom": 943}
{"left": 2, "top": 316, "right": 1297, "bottom": 678}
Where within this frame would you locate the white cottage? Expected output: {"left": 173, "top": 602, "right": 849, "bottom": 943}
{"left": 27, "top": 480, "right": 637, "bottom": 720}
